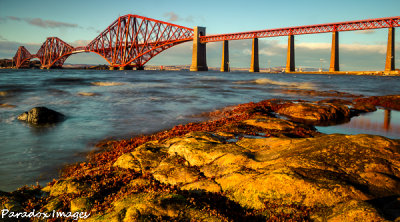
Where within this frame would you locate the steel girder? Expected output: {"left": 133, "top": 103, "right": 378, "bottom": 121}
{"left": 36, "top": 37, "right": 74, "bottom": 68}
{"left": 202, "top": 16, "right": 400, "bottom": 42}
{"left": 13, "top": 46, "right": 32, "bottom": 68}
{"left": 12, "top": 15, "right": 399, "bottom": 68}
{"left": 86, "top": 14, "right": 194, "bottom": 68}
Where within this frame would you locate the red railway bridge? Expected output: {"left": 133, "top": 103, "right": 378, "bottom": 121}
{"left": 13, "top": 14, "right": 399, "bottom": 73}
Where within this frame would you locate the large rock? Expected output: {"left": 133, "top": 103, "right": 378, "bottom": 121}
{"left": 113, "top": 131, "right": 400, "bottom": 221}
{"left": 17, "top": 107, "right": 65, "bottom": 125}
{"left": 276, "top": 102, "right": 351, "bottom": 124}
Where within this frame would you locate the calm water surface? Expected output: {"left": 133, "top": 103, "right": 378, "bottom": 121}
{"left": 0, "top": 69, "right": 399, "bottom": 191}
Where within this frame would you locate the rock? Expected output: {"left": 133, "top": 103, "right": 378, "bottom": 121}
{"left": 113, "top": 152, "right": 141, "bottom": 171}
{"left": 181, "top": 180, "right": 222, "bottom": 193}
{"left": 91, "top": 81, "right": 125, "bottom": 86}
{"left": 131, "top": 132, "right": 398, "bottom": 220}
{"left": 17, "top": 107, "right": 65, "bottom": 125}
{"left": 353, "top": 95, "right": 400, "bottom": 111}
{"left": 229, "top": 134, "right": 399, "bottom": 210}
{"left": 0, "top": 103, "right": 16, "bottom": 108}
{"left": 42, "top": 179, "right": 89, "bottom": 196}
{"left": 276, "top": 102, "right": 351, "bottom": 124}
{"left": 167, "top": 133, "right": 247, "bottom": 167}
{"left": 43, "top": 198, "right": 63, "bottom": 212}
{"left": 77, "top": 92, "right": 100, "bottom": 96}
{"left": 352, "top": 102, "right": 377, "bottom": 113}
{"left": 242, "top": 116, "right": 299, "bottom": 131}
{"left": 153, "top": 155, "right": 200, "bottom": 186}
{"left": 84, "top": 192, "right": 224, "bottom": 221}
{"left": 114, "top": 141, "right": 168, "bottom": 173}
{"left": 325, "top": 200, "right": 385, "bottom": 222}
{"left": 71, "top": 197, "right": 92, "bottom": 212}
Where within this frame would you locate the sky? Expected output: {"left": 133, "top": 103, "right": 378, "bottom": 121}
{"left": 0, "top": 0, "right": 399, "bottom": 71}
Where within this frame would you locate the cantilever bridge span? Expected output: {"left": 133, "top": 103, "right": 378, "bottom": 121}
{"left": 14, "top": 14, "right": 194, "bottom": 70}
{"left": 13, "top": 15, "right": 400, "bottom": 73}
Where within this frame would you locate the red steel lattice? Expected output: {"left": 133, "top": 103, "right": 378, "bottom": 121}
{"left": 86, "top": 14, "right": 194, "bottom": 68}
{"left": 12, "top": 15, "right": 399, "bottom": 69}
{"left": 13, "top": 46, "right": 32, "bottom": 68}
{"left": 35, "top": 37, "right": 74, "bottom": 68}
{"left": 202, "top": 16, "right": 400, "bottom": 42}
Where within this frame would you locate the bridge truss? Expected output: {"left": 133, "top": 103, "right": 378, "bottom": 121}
{"left": 12, "top": 15, "right": 400, "bottom": 69}
{"left": 13, "top": 14, "right": 194, "bottom": 69}
{"left": 202, "top": 16, "right": 400, "bottom": 42}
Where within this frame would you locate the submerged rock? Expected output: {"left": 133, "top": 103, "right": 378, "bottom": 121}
{"left": 17, "top": 107, "right": 65, "bottom": 125}
{"left": 0, "top": 103, "right": 16, "bottom": 108}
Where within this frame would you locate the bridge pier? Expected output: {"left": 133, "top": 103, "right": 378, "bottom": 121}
{"left": 220, "top": 40, "right": 229, "bottom": 72}
{"left": 385, "top": 27, "right": 395, "bottom": 72}
{"left": 249, "top": 38, "right": 260, "bottom": 72}
{"left": 285, "top": 35, "right": 295, "bottom": 72}
{"left": 190, "top": 27, "right": 208, "bottom": 71}
{"left": 109, "top": 66, "right": 115, "bottom": 70}
{"left": 329, "top": 31, "right": 339, "bottom": 72}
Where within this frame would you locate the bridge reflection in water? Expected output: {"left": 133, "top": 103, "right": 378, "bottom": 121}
{"left": 317, "top": 109, "right": 400, "bottom": 139}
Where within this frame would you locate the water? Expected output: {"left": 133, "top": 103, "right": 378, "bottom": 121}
{"left": 317, "top": 109, "right": 400, "bottom": 138}
{"left": 0, "top": 69, "right": 399, "bottom": 191}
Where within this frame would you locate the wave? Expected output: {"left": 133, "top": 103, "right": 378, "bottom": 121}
{"left": 45, "top": 77, "right": 89, "bottom": 86}
{"left": 91, "top": 82, "right": 126, "bottom": 86}
{"left": 234, "top": 78, "right": 316, "bottom": 90}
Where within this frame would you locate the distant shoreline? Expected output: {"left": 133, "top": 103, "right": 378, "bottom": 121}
{"left": 1, "top": 66, "right": 400, "bottom": 76}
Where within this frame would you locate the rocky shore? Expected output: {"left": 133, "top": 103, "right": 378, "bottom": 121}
{"left": 1, "top": 94, "right": 400, "bottom": 221}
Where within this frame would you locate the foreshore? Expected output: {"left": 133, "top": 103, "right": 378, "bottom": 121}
{"left": 1, "top": 93, "right": 400, "bottom": 221}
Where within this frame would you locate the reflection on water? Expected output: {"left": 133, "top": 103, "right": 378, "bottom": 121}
{"left": 317, "top": 109, "right": 400, "bottom": 139}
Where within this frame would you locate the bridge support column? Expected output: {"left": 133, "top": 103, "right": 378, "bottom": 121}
{"left": 329, "top": 31, "right": 339, "bottom": 72}
{"left": 220, "top": 40, "right": 229, "bottom": 72}
{"left": 190, "top": 26, "right": 208, "bottom": 71}
{"left": 385, "top": 27, "right": 395, "bottom": 72}
{"left": 285, "top": 35, "right": 295, "bottom": 73}
{"left": 109, "top": 66, "right": 115, "bottom": 70}
{"left": 249, "top": 38, "right": 259, "bottom": 72}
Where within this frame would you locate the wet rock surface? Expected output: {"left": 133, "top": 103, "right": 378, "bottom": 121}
{"left": 17, "top": 106, "right": 65, "bottom": 125}
{"left": 276, "top": 101, "right": 351, "bottom": 124}
{"left": 2, "top": 95, "right": 400, "bottom": 221}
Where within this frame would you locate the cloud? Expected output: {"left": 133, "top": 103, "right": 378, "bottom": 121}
{"left": 7, "top": 16, "right": 21, "bottom": 21}
{"left": 26, "top": 18, "right": 78, "bottom": 28}
{"left": 70, "top": 39, "right": 92, "bottom": 47}
{"left": 4, "top": 16, "right": 78, "bottom": 29}
{"left": 355, "top": 30, "right": 376, "bottom": 34}
{"left": 0, "top": 34, "right": 6, "bottom": 41}
{"left": 163, "top": 12, "right": 196, "bottom": 23}
{"left": 296, "top": 42, "right": 387, "bottom": 54}
{"left": 0, "top": 40, "right": 40, "bottom": 59}
{"left": 163, "top": 12, "right": 179, "bottom": 22}
{"left": 87, "top": 26, "right": 101, "bottom": 34}
{"left": 296, "top": 42, "right": 331, "bottom": 50}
